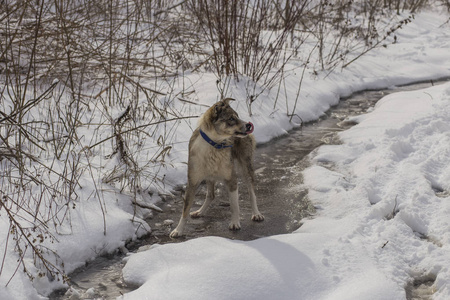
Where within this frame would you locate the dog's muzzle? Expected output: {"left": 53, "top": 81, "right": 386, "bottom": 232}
{"left": 245, "top": 122, "right": 254, "bottom": 134}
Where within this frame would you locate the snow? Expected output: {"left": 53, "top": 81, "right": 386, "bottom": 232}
{"left": 122, "top": 230, "right": 403, "bottom": 300}
{"left": 121, "top": 83, "right": 450, "bottom": 299}
{"left": 1, "top": 8, "right": 450, "bottom": 300}
{"left": 120, "top": 11, "right": 450, "bottom": 300}
{"left": 304, "top": 83, "right": 450, "bottom": 299}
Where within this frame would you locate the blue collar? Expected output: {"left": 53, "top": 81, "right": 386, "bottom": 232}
{"left": 199, "top": 129, "right": 233, "bottom": 149}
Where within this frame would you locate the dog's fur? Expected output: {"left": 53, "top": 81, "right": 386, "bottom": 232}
{"left": 170, "top": 98, "right": 264, "bottom": 238}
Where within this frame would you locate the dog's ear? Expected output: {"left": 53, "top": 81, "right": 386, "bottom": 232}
{"left": 211, "top": 98, "right": 235, "bottom": 122}
{"left": 222, "top": 98, "right": 235, "bottom": 106}
{"left": 213, "top": 102, "right": 224, "bottom": 119}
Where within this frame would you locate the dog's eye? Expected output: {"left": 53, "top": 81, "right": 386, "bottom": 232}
{"left": 229, "top": 117, "right": 235, "bottom": 122}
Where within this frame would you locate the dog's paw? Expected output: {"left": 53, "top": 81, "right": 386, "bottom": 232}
{"left": 229, "top": 222, "right": 241, "bottom": 231}
{"left": 169, "top": 229, "right": 183, "bottom": 238}
{"left": 190, "top": 210, "right": 203, "bottom": 218}
{"left": 251, "top": 214, "right": 265, "bottom": 222}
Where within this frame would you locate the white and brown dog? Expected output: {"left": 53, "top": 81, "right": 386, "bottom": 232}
{"left": 170, "top": 98, "right": 264, "bottom": 238}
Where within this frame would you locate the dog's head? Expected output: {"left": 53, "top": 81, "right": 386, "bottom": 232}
{"left": 204, "top": 98, "right": 254, "bottom": 138}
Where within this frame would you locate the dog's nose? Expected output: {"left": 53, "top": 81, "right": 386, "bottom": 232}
{"left": 245, "top": 122, "right": 254, "bottom": 134}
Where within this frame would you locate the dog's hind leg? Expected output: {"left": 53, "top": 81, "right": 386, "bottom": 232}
{"left": 170, "top": 183, "right": 198, "bottom": 238}
{"left": 191, "top": 180, "right": 215, "bottom": 218}
{"left": 234, "top": 137, "right": 264, "bottom": 222}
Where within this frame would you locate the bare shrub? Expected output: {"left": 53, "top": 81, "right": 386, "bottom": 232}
{"left": 171, "top": 0, "right": 427, "bottom": 114}
{"left": 0, "top": 0, "right": 192, "bottom": 285}
{"left": 179, "top": 0, "right": 310, "bottom": 113}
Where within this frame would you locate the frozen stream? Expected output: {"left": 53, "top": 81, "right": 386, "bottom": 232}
{"left": 50, "top": 80, "right": 446, "bottom": 299}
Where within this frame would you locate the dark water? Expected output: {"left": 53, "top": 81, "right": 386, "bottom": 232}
{"left": 50, "top": 78, "right": 448, "bottom": 299}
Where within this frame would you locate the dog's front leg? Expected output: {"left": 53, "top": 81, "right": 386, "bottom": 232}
{"left": 229, "top": 188, "right": 241, "bottom": 230}
{"left": 249, "top": 184, "right": 264, "bottom": 222}
{"left": 226, "top": 179, "right": 241, "bottom": 230}
{"left": 170, "top": 183, "right": 197, "bottom": 238}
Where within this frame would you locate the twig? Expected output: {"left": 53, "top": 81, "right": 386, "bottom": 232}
{"left": 177, "top": 97, "right": 210, "bottom": 107}
{"left": 131, "top": 198, "right": 163, "bottom": 213}
{"left": 0, "top": 80, "right": 59, "bottom": 124}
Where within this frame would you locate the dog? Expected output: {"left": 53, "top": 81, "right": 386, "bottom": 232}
{"left": 170, "top": 98, "right": 264, "bottom": 238}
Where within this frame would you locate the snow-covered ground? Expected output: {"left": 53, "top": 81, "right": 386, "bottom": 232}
{"left": 122, "top": 81, "right": 450, "bottom": 300}
{"left": 121, "top": 11, "right": 450, "bottom": 300}
{"left": 1, "top": 8, "right": 450, "bottom": 300}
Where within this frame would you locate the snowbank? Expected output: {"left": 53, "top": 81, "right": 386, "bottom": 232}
{"left": 304, "top": 82, "right": 450, "bottom": 299}
{"left": 122, "top": 232, "right": 402, "bottom": 300}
